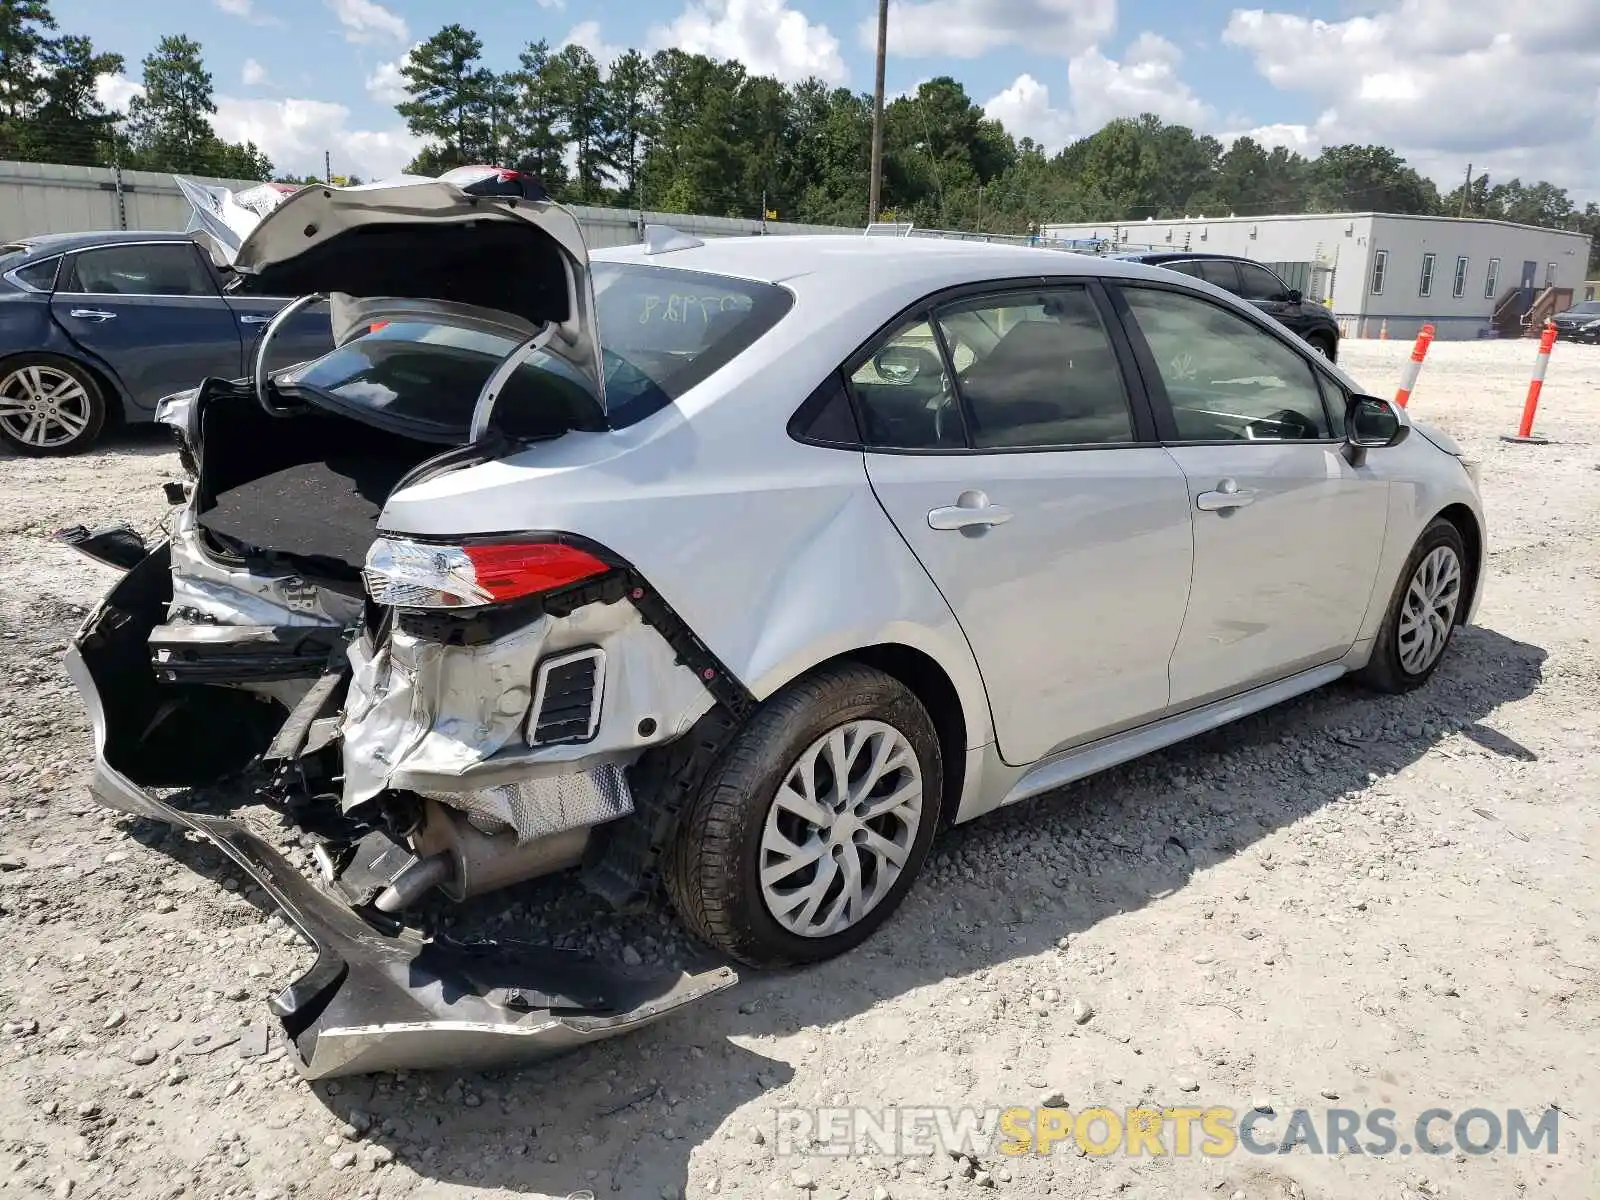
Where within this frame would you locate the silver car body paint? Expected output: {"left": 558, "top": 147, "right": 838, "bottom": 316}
{"left": 136, "top": 232, "right": 1485, "bottom": 867}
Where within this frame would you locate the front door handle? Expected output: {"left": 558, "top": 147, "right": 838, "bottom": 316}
{"left": 928, "top": 489, "right": 1014, "bottom": 531}
{"left": 68, "top": 308, "right": 116, "bottom": 322}
{"left": 239, "top": 314, "right": 272, "bottom": 325}
{"left": 1196, "top": 479, "right": 1257, "bottom": 511}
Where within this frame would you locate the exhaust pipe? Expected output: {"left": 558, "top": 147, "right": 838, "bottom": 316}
{"left": 375, "top": 798, "right": 591, "bottom": 912}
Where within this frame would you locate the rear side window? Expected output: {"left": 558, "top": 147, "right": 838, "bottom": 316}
{"left": 62, "top": 243, "right": 217, "bottom": 297}
{"left": 1197, "top": 259, "right": 1240, "bottom": 291}
{"left": 847, "top": 285, "right": 1137, "bottom": 452}
{"left": 1163, "top": 260, "right": 1205, "bottom": 280}
{"left": 10, "top": 255, "right": 60, "bottom": 291}
{"left": 934, "top": 287, "right": 1134, "bottom": 449}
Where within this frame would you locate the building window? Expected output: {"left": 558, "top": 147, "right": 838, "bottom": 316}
{"left": 1419, "top": 252, "right": 1437, "bottom": 297}
{"left": 1452, "top": 256, "right": 1469, "bottom": 298}
{"left": 1370, "top": 250, "right": 1388, "bottom": 295}
{"left": 1545, "top": 263, "right": 1557, "bottom": 287}
{"left": 1484, "top": 258, "right": 1501, "bottom": 298}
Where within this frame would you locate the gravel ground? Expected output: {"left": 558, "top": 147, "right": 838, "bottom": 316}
{"left": 1, "top": 337, "right": 1597, "bottom": 1200}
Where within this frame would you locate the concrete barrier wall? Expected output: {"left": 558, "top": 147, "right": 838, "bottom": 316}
{"left": 0, "top": 160, "right": 858, "bottom": 245}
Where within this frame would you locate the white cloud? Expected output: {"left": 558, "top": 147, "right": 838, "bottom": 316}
{"left": 536, "top": 0, "right": 566, "bottom": 7}
{"left": 95, "top": 72, "right": 143, "bottom": 114}
{"left": 211, "top": 96, "right": 422, "bottom": 180}
{"left": 650, "top": 0, "right": 848, "bottom": 84}
{"left": 327, "top": 0, "right": 409, "bottom": 45}
{"left": 365, "top": 44, "right": 419, "bottom": 105}
{"left": 1223, "top": 0, "right": 1600, "bottom": 194}
{"left": 867, "top": 0, "right": 1115, "bottom": 60}
{"left": 241, "top": 58, "right": 268, "bottom": 88}
{"left": 562, "top": 21, "right": 626, "bottom": 69}
{"left": 94, "top": 72, "right": 420, "bottom": 182}
{"left": 982, "top": 34, "right": 1212, "bottom": 151}
{"left": 213, "top": 0, "right": 280, "bottom": 23}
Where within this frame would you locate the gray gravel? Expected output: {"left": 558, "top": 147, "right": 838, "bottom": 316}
{"left": 1, "top": 338, "right": 1597, "bottom": 1200}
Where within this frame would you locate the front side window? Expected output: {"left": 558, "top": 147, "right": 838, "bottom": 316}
{"left": 1419, "top": 252, "right": 1437, "bottom": 297}
{"left": 933, "top": 286, "right": 1135, "bottom": 449}
{"left": 1453, "top": 256, "right": 1469, "bottom": 298}
{"left": 1484, "top": 257, "right": 1501, "bottom": 298}
{"left": 1236, "top": 262, "right": 1291, "bottom": 302}
{"left": 1371, "top": 250, "right": 1388, "bottom": 295}
{"left": 1120, "top": 285, "right": 1332, "bottom": 442}
{"left": 61, "top": 243, "right": 216, "bottom": 297}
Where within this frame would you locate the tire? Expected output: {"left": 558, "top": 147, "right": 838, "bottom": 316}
{"left": 0, "top": 354, "right": 108, "bottom": 456}
{"left": 1305, "top": 331, "right": 1337, "bottom": 361}
{"left": 1355, "top": 518, "right": 1469, "bottom": 693}
{"left": 666, "top": 663, "right": 943, "bottom": 968}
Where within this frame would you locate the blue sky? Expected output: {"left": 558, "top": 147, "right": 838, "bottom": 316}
{"left": 64, "top": 0, "right": 1600, "bottom": 197}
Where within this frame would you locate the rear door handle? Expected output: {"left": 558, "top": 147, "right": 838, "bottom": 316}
{"left": 239, "top": 314, "right": 272, "bottom": 325}
{"left": 68, "top": 308, "right": 116, "bottom": 322}
{"left": 928, "top": 490, "right": 1014, "bottom": 531}
{"left": 1196, "top": 480, "right": 1257, "bottom": 511}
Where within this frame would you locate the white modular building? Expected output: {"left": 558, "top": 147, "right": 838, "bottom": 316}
{"left": 1038, "top": 212, "right": 1593, "bottom": 340}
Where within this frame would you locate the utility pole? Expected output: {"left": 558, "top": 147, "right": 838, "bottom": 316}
{"left": 868, "top": 0, "right": 889, "bottom": 224}
{"left": 1459, "top": 162, "right": 1471, "bottom": 218}
{"left": 325, "top": 150, "right": 332, "bottom": 185}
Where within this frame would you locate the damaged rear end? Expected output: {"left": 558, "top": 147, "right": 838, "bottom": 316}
{"left": 62, "top": 168, "right": 741, "bottom": 1078}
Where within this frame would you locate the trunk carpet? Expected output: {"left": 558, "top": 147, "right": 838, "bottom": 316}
{"left": 199, "top": 454, "right": 420, "bottom": 570}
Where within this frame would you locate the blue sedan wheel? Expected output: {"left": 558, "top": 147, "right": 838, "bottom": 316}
{"left": 0, "top": 356, "right": 107, "bottom": 456}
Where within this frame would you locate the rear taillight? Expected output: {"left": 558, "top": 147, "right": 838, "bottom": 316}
{"left": 363, "top": 537, "right": 610, "bottom": 609}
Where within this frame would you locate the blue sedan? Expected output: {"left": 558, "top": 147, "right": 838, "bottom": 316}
{"left": 0, "top": 230, "right": 332, "bottom": 455}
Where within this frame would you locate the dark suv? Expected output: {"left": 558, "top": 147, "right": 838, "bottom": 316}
{"left": 1113, "top": 251, "right": 1341, "bottom": 361}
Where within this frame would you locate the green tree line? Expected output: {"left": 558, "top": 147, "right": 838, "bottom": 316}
{"left": 391, "top": 24, "right": 1599, "bottom": 270}
{"left": 0, "top": 1, "right": 268, "bottom": 177}
{"left": 3, "top": 4, "right": 1597, "bottom": 273}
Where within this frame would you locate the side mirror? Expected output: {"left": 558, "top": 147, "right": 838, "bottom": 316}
{"left": 873, "top": 345, "right": 929, "bottom": 384}
{"left": 1343, "top": 394, "right": 1410, "bottom": 466}
{"left": 1286, "top": 288, "right": 1303, "bottom": 305}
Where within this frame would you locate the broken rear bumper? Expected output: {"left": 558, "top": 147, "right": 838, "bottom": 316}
{"left": 63, "top": 636, "right": 737, "bottom": 1079}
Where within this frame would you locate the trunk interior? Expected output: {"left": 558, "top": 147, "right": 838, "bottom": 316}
{"left": 197, "top": 390, "right": 447, "bottom": 573}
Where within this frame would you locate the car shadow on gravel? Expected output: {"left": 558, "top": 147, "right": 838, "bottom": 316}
{"left": 123, "top": 623, "right": 1546, "bottom": 1200}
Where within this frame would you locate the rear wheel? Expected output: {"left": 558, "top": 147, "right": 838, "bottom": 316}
{"left": 1355, "top": 518, "right": 1468, "bottom": 693}
{"left": 666, "top": 663, "right": 942, "bottom": 967}
{"left": 1305, "top": 331, "right": 1337, "bottom": 361}
{"left": 0, "top": 355, "right": 107, "bottom": 456}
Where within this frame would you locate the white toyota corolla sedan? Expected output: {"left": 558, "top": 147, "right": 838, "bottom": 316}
{"left": 62, "top": 171, "right": 1485, "bottom": 1077}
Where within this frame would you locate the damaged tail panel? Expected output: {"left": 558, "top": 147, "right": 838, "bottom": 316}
{"left": 62, "top": 169, "right": 756, "bottom": 1078}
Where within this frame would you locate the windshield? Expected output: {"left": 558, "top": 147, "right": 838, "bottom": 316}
{"left": 1564, "top": 301, "right": 1600, "bottom": 315}
{"left": 277, "top": 261, "right": 794, "bottom": 441}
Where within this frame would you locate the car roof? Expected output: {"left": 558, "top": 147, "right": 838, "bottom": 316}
{"left": 593, "top": 234, "right": 1191, "bottom": 294}
{"left": 1111, "top": 250, "right": 1250, "bottom": 264}
{"left": 2, "top": 230, "right": 197, "bottom": 258}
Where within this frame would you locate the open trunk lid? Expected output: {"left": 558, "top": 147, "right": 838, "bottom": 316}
{"left": 177, "top": 167, "right": 606, "bottom": 421}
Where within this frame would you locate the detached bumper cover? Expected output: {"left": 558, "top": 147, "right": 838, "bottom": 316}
{"left": 63, "top": 642, "right": 737, "bottom": 1079}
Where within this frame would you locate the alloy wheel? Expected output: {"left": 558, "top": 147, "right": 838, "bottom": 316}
{"left": 0, "top": 365, "right": 93, "bottom": 449}
{"left": 759, "top": 719, "right": 925, "bottom": 938}
{"left": 1397, "top": 545, "right": 1462, "bottom": 674}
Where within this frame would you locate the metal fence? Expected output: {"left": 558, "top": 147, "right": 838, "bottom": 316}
{"left": 0, "top": 159, "right": 862, "bottom": 245}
